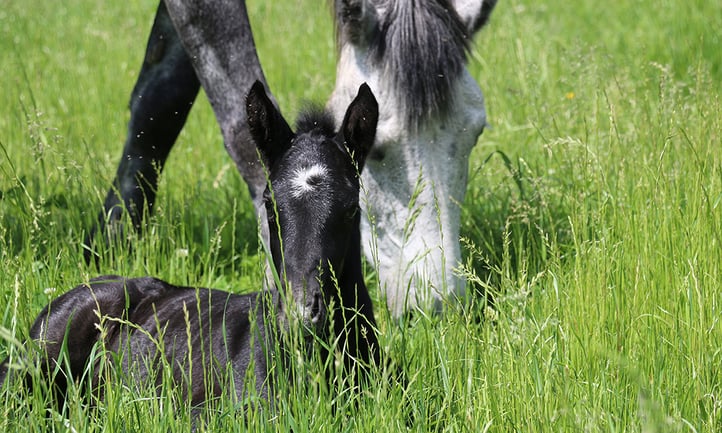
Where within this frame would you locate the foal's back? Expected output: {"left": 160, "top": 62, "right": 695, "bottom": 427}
{"left": 1, "top": 276, "right": 275, "bottom": 405}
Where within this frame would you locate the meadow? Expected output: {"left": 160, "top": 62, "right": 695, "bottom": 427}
{"left": 1, "top": 0, "right": 721, "bottom": 431}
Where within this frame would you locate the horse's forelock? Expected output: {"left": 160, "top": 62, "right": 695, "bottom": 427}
{"left": 336, "top": 0, "right": 470, "bottom": 126}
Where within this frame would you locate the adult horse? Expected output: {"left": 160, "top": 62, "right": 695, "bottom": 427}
{"left": 1, "top": 81, "right": 380, "bottom": 406}
{"left": 86, "top": 0, "right": 497, "bottom": 317}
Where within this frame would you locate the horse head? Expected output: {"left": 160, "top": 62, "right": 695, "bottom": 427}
{"left": 246, "top": 81, "right": 378, "bottom": 332}
{"left": 329, "top": 0, "right": 496, "bottom": 317}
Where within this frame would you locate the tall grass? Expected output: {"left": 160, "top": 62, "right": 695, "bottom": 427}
{"left": 1, "top": 0, "right": 721, "bottom": 431}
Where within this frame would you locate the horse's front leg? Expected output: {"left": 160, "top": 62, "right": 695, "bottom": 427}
{"left": 163, "top": 0, "right": 273, "bottom": 246}
{"left": 84, "top": 2, "right": 200, "bottom": 263}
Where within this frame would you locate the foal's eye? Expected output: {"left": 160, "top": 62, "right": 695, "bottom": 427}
{"left": 264, "top": 194, "right": 277, "bottom": 217}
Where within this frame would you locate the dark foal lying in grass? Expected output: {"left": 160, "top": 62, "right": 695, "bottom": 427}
{"left": 0, "top": 81, "right": 380, "bottom": 408}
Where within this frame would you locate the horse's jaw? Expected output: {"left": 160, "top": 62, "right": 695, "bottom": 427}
{"left": 328, "top": 48, "right": 487, "bottom": 318}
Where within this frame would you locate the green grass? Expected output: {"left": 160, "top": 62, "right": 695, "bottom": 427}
{"left": 1, "top": 0, "right": 721, "bottom": 431}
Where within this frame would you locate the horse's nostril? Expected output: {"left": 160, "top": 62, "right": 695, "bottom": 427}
{"left": 309, "top": 293, "right": 324, "bottom": 324}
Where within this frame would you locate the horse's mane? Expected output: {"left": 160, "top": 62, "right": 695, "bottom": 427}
{"left": 336, "top": 0, "right": 471, "bottom": 127}
{"left": 295, "top": 105, "right": 337, "bottom": 136}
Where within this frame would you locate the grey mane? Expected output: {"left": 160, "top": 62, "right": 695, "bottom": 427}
{"left": 337, "top": 0, "right": 471, "bottom": 126}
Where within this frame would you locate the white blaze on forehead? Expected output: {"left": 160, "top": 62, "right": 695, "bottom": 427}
{"left": 291, "top": 163, "right": 328, "bottom": 198}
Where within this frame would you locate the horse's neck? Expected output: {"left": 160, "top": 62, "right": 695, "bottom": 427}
{"left": 333, "top": 216, "right": 380, "bottom": 367}
{"left": 337, "top": 217, "right": 365, "bottom": 299}
{"left": 336, "top": 216, "right": 376, "bottom": 326}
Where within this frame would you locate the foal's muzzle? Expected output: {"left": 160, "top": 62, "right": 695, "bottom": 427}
{"left": 299, "top": 291, "right": 324, "bottom": 328}
{"left": 286, "top": 278, "right": 326, "bottom": 334}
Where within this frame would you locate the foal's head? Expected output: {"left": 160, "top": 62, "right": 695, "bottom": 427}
{"left": 246, "top": 81, "right": 378, "bottom": 330}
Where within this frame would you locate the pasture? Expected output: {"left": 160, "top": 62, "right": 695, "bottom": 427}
{"left": 1, "top": 0, "right": 720, "bottom": 431}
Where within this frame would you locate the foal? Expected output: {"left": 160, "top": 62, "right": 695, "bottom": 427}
{"left": 0, "top": 81, "right": 380, "bottom": 407}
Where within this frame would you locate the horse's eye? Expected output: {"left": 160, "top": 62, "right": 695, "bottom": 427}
{"left": 369, "top": 147, "right": 385, "bottom": 162}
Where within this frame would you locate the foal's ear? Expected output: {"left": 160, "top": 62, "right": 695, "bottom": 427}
{"left": 246, "top": 80, "right": 294, "bottom": 166}
{"left": 340, "top": 83, "right": 378, "bottom": 170}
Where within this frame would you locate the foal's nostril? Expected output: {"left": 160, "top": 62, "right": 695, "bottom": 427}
{"left": 293, "top": 286, "right": 325, "bottom": 328}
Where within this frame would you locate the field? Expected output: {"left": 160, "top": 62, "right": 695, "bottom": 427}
{"left": 1, "top": 0, "right": 721, "bottom": 431}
